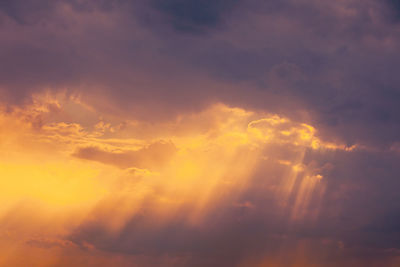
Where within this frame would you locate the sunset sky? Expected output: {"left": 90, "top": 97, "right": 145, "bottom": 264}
{"left": 1, "top": 1, "right": 400, "bottom": 266}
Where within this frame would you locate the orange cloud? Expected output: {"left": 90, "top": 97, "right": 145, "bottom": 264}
{"left": 0, "top": 94, "right": 358, "bottom": 266}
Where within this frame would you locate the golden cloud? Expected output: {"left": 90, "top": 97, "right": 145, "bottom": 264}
{"left": 0, "top": 94, "right": 357, "bottom": 266}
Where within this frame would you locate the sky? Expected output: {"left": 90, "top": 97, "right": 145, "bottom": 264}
{"left": 1, "top": 0, "right": 400, "bottom": 266}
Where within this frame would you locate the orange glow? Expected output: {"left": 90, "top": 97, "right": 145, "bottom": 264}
{"left": 0, "top": 94, "right": 352, "bottom": 266}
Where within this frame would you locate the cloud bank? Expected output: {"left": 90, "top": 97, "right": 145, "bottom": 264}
{"left": 1, "top": 1, "right": 400, "bottom": 266}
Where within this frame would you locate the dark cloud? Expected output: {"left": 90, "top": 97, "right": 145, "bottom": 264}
{"left": 2, "top": 0, "right": 400, "bottom": 148}
{"left": 73, "top": 141, "right": 177, "bottom": 170}
{"left": 0, "top": 0, "right": 57, "bottom": 25}
{"left": 386, "top": 0, "right": 400, "bottom": 21}
{"left": 0, "top": 0, "right": 118, "bottom": 24}
{"left": 150, "top": 0, "right": 239, "bottom": 34}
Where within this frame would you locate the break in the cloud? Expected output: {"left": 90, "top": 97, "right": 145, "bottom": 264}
{"left": 1, "top": 1, "right": 400, "bottom": 266}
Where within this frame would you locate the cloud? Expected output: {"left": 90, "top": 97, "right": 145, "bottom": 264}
{"left": 0, "top": 98, "right": 399, "bottom": 266}
{"left": 1, "top": 0, "right": 400, "bottom": 266}
{"left": 66, "top": 148, "right": 400, "bottom": 266}
{"left": 26, "top": 237, "right": 77, "bottom": 249}
{"left": 150, "top": 0, "right": 239, "bottom": 34}
{"left": 61, "top": 104, "right": 358, "bottom": 266}
{"left": 73, "top": 141, "right": 177, "bottom": 170}
{"left": 0, "top": 0, "right": 398, "bottom": 148}
{"left": 0, "top": 0, "right": 57, "bottom": 25}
